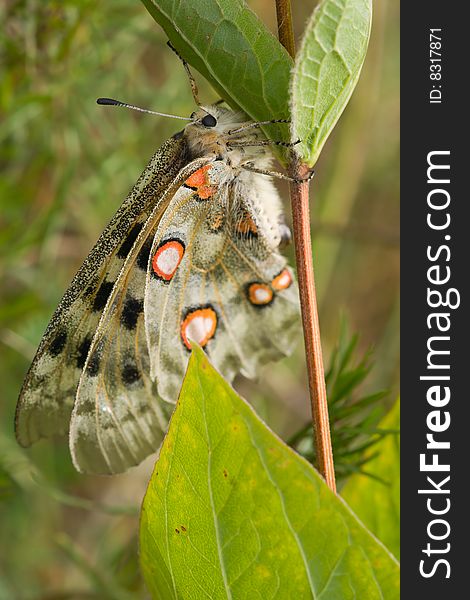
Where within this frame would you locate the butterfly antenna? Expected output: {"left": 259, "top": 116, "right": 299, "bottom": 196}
{"left": 166, "top": 41, "right": 201, "bottom": 106}
{"left": 96, "top": 98, "right": 193, "bottom": 121}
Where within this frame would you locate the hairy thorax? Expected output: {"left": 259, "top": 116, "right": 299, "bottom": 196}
{"left": 184, "top": 105, "right": 273, "bottom": 170}
{"left": 175, "top": 106, "right": 286, "bottom": 271}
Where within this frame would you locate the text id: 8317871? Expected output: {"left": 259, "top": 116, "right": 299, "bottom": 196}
{"left": 429, "top": 28, "right": 442, "bottom": 104}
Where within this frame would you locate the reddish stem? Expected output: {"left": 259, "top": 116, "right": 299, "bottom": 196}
{"left": 275, "top": 0, "right": 296, "bottom": 57}
{"left": 275, "top": 0, "right": 336, "bottom": 492}
{"left": 289, "top": 163, "right": 336, "bottom": 492}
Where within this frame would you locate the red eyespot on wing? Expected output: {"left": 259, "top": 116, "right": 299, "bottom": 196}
{"left": 152, "top": 239, "right": 185, "bottom": 281}
{"left": 247, "top": 283, "right": 274, "bottom": 306}
{"left": 272, "top": 269, "right": 292, "bottom": 291}
{"left": 181, "top": 307, "right": 217, "bottom": 350}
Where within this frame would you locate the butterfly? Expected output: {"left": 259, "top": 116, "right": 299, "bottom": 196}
{"left": 15, "top": 47, "right": 304, "bottom": 474}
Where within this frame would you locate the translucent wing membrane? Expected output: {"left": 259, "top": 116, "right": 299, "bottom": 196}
{"left": 69, "top": 158, "right": 212, "bottom": 473}
{"left": 69, "top": 220, "right": 168, "bottom": 473}
{"left": 144, "top": 174, "right": 299, "bottom": 405}
{"left": 15, "top": 137, "right": 191, "bottom": 447}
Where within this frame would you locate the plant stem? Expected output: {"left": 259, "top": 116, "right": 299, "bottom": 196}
{"left": 275, "top": 1, "right": 336, "bottom": 493}
{"left": 275, "top": 0, "right": 296, "bottom": 57}
{"left": 289, "top": 164, "right": 336, "bottom": 492}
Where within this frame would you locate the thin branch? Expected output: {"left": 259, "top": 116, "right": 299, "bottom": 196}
{"left": 289, "top": 162, "right": 336, "bottom": 492}
{"left": 275, "top": 1, "right": 336, "bottom": 493}
{"left": 275, "top": 0, "right": 296, "bottom": 58}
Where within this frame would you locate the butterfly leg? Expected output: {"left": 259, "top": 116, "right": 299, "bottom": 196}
{"left": 241, "top": 162, "right": 315, "bottom": 184}
{"left": 227, "top": 119, "right": 290, "bottom": 135}
{"left": 228, "top": 139, "right": 300, "bottom": 150}
{"left": 167, "top": 41, "right": 201, "bottom": 106}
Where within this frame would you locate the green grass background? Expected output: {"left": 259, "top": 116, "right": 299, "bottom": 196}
{"left": 0, "top": 1, "right": 399, "bottom": 597}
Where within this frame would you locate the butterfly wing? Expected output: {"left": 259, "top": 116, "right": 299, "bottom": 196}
{"left": 144, "top": 162, "right": 300, "bottom": 404}
{"left": 15, "top": 136, "right": 192, "bottom": 447}
{"left": 69, "top": 158, "right": 212, "bottom": 473}
{"left": 69, "top": 160, "right": 299, "bottom": 474}
{"left": 17, "top": 135, "right": 299, "bottom": 476}
{"left": 68, "top": 217, "right": 167, "bottom": 474}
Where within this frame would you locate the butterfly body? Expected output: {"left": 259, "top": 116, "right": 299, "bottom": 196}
{"left": 16, "top": 103, "right": 300, "bottom": 474}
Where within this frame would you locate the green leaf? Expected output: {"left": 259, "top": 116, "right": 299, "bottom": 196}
{"left": 140, "top": 347, "right": 399, "bottom": 599}
{"left": 291, "top": 0, "right": 372, "bottom": 166}
{"left": 140, "top": 0, "right": 293, "bottom": 152}
{"left": 342, "top": 400, "right": 400, "bottom": 559}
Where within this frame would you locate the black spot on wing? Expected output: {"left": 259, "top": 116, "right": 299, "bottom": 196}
{"left": 117, "top": 222, "right": 144, "bottom": 258}
{"left": 76, "top": 336, "right": 92, "bottom": 369}
{"left": 86, "top": 350, "right": 101, "bottom": 377}
{"left": 84, "top": 277, "right": 99, "bottom": 298}
{"left": 121, "top": 296, "right": 144, "bottom": 330}
{"left": 137, "top": 239, "right": 152, "bottom": 271}
{"left": 49, "top": 329, "right": 67, "bottom": 356}
{"left": 93, "top": 280, "right": 114, "bottom": 312}
{"left": 122, "top": 364, "right": 141, "bottom": 385}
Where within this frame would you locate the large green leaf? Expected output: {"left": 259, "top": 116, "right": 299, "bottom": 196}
{"left": 140, "top": 0, "right": 293, "bottom": 149}
{"left": 291, "top": 0, "right": 372, "bottom": 166}
{"left": 140, "top": 347, "right": 399, "bottom": 599}
{"left": 342, "top": 400, "right": 400, "bottom": 560}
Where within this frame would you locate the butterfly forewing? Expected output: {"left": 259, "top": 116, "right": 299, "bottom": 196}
{"left": 15, "top": 136, "right": 190, "bottom": 448}
{"left": 69, "top": 224, "right": 166, "bottom": 474}
{"left": 69, "top": 157, "right": 213, "bottom": 473}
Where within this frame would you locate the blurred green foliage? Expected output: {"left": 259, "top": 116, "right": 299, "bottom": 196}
{"left": 291, "top": 321, "right": 392, "bottom": 484}
{"left": 0, "top": 0, "right": 398, "bottom": 597}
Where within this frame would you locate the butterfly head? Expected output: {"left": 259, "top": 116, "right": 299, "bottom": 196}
{"left": 184, "top": 105, "right": 268, "bottom": 165}
{"left": 96, "top": 98, "right": 273, "bottom": 167}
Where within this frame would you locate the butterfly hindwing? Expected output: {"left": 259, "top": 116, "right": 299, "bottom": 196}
{"left": 144, "top": 163, "right": 230, "bottom": 401}
{"left": 144, "top": 161, "right": 299, "bottom": 404}
{"left": 205, "top": 244, "right": 299, "bottom": 381}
